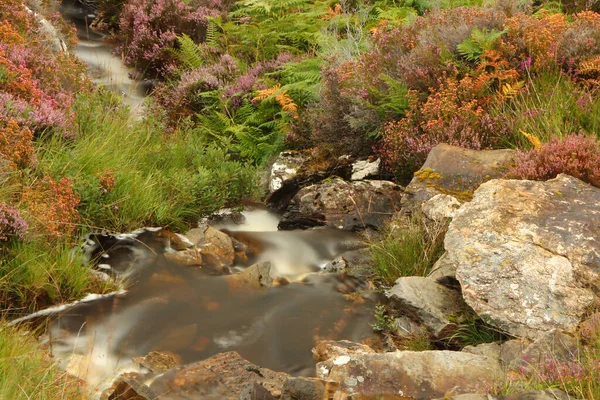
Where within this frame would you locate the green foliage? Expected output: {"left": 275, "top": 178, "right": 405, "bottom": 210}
{"left": 447, "top": 316, "right": 507, "bottom": 347}
{"left": 368, "top": 212, "right": 447, "bottom": 285}
{"left": 457, "top": 27, "right": 507, "bottom": 62}
{"left": 0, "top": 323, "right": 84, "bottom": 400}
{"left": 175, "top": 34, "right": 205, "bottom": 70}
{"left": 371, "top": 304, "right": 397, "bottom": 332}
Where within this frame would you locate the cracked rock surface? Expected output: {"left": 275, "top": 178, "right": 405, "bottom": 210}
{"left": 447, "top": 174, "right": 600, "bottom": 339}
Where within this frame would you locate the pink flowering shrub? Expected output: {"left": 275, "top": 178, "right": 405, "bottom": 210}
{"left": 0, "top": 202, "right": 28, "bottom": 243}
{"left": 117, "top": 0, "right": 223, "bottom": 78}
{"left": 506, "top": 134, "right": 600, "bottom": 188}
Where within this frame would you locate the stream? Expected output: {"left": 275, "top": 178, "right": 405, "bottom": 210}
{"left": 45, "top": 3, "right": 379, "bottom": 395}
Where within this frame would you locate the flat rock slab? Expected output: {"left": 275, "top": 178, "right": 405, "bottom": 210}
{"left": 316, "top": 350, "right": 502, "bottom": 399}
{"left": 279, "top": 177, "right": 403, "bottom": 231}
{"left": 438, "top": 388, "right": 570, "bottom": 399}
{"left": 448, "top": 174, "right": 600, "bottom": 339}
{"left": 150, "top": 351, "right": 288, "bottom": 400}
{"left": 403, "top": 144, "right": 515, "bottom": 210}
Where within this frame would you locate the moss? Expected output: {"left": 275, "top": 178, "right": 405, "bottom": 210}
{"left": 414, "top": 168, "right": 443, "bottom": 182}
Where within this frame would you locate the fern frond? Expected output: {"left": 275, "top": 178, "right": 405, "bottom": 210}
{"left": 520, "top": 129, "right": 542, "bottom": 150}
{"left": 500, "top": 81, "right": 524, "bottom": 99}
{"left": 252, "top": 84, "right": 281, "bottom": 102}
{"left": 579, "top": 56, "right": 600, "bottom": 77}
{"left": 175, "top": 34, "right": 204, "bottom": 70}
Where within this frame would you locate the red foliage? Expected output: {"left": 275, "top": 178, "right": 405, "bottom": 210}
{"left": 0, "top": 119, "right": 36, "bottom": 169}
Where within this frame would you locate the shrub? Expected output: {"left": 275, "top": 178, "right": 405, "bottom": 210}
{"left": 117, "top": 0, "right": 221, "bottom": 78}
{"left": 506, "top": 134, "right": 600, "bottom": 188}
{"left": 378, "top": 73, "right": 508, "bottom": 178}
{"left": 0, "top": 202, "right": 27, "bottom": 243}
{"left": 0, "top": 119, "right": 36, "bottom": 170}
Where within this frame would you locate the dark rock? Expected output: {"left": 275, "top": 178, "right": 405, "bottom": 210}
{"left": 278, "top": 177, "right": 403, "bottom": 231}
{"left": 449, "top": 174, "right": 600, "bottom": 339}
{"left": 402, "top": 144, "right": 516, "bottom": 210}
{"left": 281, "top": 377, "right": 326, "bottom": 400}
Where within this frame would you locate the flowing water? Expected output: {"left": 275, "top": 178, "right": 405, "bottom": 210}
{"left": 48, "top": 5, "right": 379, "bottom": 394}
{"left": 45, "top": 207, "right": 378, "bottom": 392}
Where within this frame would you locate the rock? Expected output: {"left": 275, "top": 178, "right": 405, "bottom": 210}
{"left": 201, "top": 227, "right": 235, "bottom": 268}
{"left": 322, "top": 256, "right": 349, "bottom": 273}
{"left": 351, "top": 158, "right": 381, "bottom": 181}
{"left": 448, "top": 174, "right": 600, "bottom": 339}
{"left": 312, "top": 340, "right": 376, "bottom": 362}
{"left": 227, "top": 262, "right": 273, "bottom": 289}
{"left": 164, "top": 248, "right": 202, "bottom": 266}
{"left": 184, "top": 227, "right": 206, "bottom": 246}
{"left": 499, "top": 339, "right": 529, "bottom": 367}
{"left": 316, "top": 350, "right": 502, "bottom": 399}
{"left": 150, "top": 351, "right": 288, "bottom": 400}
{"left": 101, "top": 372, "right": 158, "bottom": 400}
{"left": 403, "top": 144, "right": 516, "bottom": 210}
{"left": 133, "top": 351, "right": 178, "bottom": 374}
{"left": 387, "top": 277, "right": 467, "bottom": 338}
{"left": 279, "top": 178, "right": 403, "bottom": 231}
{"left": 427, "top": 252, "right": 458, "bottom": 283}
{"left": 579, "top": 312, "right": 600, "bottom": 344}
{"left": 266, "top": 156, "right": 354, "bottom": 212}
{"left": 268, "top": 151, "right": 310, "bottom": 193}
{"left": 322, "top": 249, "right": 371, "bottom": 274}
{"left": 507, "top": 330, "right": 579, "bottom": 373}
{"left": 281, "top": 377, "right": 326, "bottom": 400}
{"left": 438, "top": 389, "right": 571, "bottom": 399}
{"left": 422, "top": 194, "right": 461, "bottom": 222}
{"left": 462, "top": 342, "right": 501, "bottom": 361}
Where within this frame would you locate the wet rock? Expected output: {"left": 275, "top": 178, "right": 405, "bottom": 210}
{"left": 316, "top": 350, "right": 502, "bottom": 399}
{"left": 387, "top": 277, "right": 467, "bottom": 338}
{"left": 449, "top": 174, "right": 600, "bottom": 339}
{"left": 133, "top": 351, "right": 178, "bottom": 374}
{"left": 421, "top": 194, "right": 461, "bottom": 222}
{"left": 201, "top": 226, "right": 235, "bottom": 268}
{"left": 163, "top": 248, "right": 202, "bottom": 266}
{"left": 266, "top": 156, "right": 354, "bottom": 212}
{"left": 268, "top": 151, "right": 310, "bottom": 193}
{"left": 101, "top": 372, "right": 158, "bottom": 400}
{"left": 281, "top": 377, "right": 326, "bottom": 400}
{"left": 150, "top": 351, "right": 288, "bottom": 400}
{"left": 279, "top": 177, "right": 403, "bottom": 231}
{"left": 165, "top": 232, "right": 195, "bottom": 251}
{"left": 437, "top": 389, "right": 571, "bottom": 400}
{"left": 184, "top": 227, "right": 206, "bottom": 247}
{"left": 312, "top": 340, "right": 376, "bottom": 362}
{"left": 322, "top": 249, "right": 371, "bottom": 274}
{"left": 403, "top": 144, "right": 516, "bottom": 210}
{"left": 351, "top": 158, "right": 381, "bottom": 181}
{"left": 227, "top": 262, "right": 273, "bottom": 289}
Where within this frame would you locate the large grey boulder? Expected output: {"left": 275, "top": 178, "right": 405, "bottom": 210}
{"left": 448, "top": 174, "right": 600, "bottom": 339}
{"left": 278, "top": 177, "right": 403, "bottom": 231}
{"left": 403, "top": 144, "right": 516, "bottom": 210}
{"left": 268, "top": 151, "right": 309, "bottom": 193}
{"left": 316, "top": 350, "right": 502, "bottom": 399}
{"left": 387, "top": 277, "right": 467, "bottom": 338}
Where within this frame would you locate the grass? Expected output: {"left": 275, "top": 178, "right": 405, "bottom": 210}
{"left": 36, "top": 89, "right": 261, "bottom": 233}
{"left": 495, "top": 68, "right": 600, "bottom": 149}
{"left": 368, "top": 212, "right": 447, "bottom": 285}
{"left": 0, "top": 322, "right": 84, "bottom": 400}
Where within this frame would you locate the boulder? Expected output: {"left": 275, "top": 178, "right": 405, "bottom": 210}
{"left": 387, "top": 277, "right": 467, "bottom": 338}
{"left": 448, "top": 174, "right": 600, "bottom": 339}
{"left": 312, "top": 340, "right": 376, "bottom": 362}
{"left": 507, "top": 330, "right": 579, "bottom": 373}
{"left": 351, "top": 158, "right": 381, "bottom": 181}
{"left": 149, "top": 351, "right": 288, "bottom": 400}
{"left": 133, "top": 351, "right": 178, "bottom": 374}
{"left": 462, "top": 342, "right": 501, "bottom": 361}
{"left": 421, "top": 194, "right": 461, "bottom": 222}
{"left": 403, "top": 144, "right": 516, "bottom": 210}
{"left": 281, "top": 377, "right": 326, "bottom": 400}
{"left": 322, "top": 249, "right": 371, "bottom": 274}
{"left": 316, "top": 350, "right": 502, "bottom": 399}
{"left": 427, "top": 252, "right": 458, "bottom": 283}
{"left": 268, "top": 151, "right": 310, "bottom": 193}
{"left": 278, "top": 177, "right": 403, "bottom": 231}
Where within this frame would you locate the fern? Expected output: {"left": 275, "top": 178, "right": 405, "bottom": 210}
{"left": 457, "top": 28, "right": 507, "bottom": 63}
{"left": 174, "top": 34, "right": 204, "bottom": 70}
